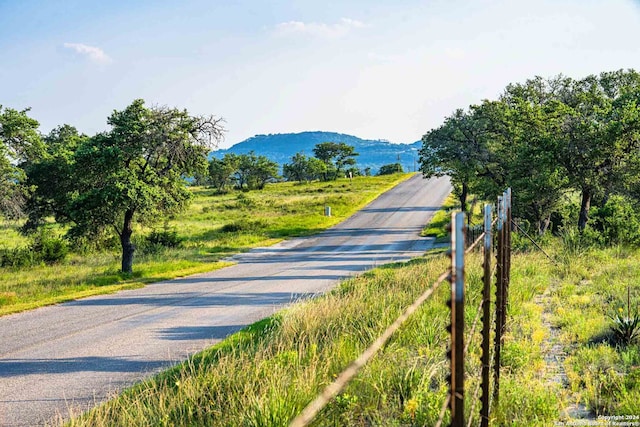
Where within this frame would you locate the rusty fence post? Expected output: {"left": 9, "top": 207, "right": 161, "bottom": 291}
{"left": 449, "top": 212, "right": 466, "bottom": 427}
{"left": 505, "top": 188, "right": 512, "bottom": 325}
{"left": 493, "top": 195, "right": 505, "bottom": 404}
{"left": 480, "top": 204, "right": 492, "bottom": 427}
{"left": 499, "top": 190, "right": 510, "bottom": 354}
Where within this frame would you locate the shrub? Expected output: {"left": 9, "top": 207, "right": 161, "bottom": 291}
{"left": 30, "top": 230, "right": 68, "bottom": 264}
{"left": 235, "top": 193, "right": 256, "bottom": 209}
{"left": 377, "top": 163, "right": 404, "bottom": 175}
{"left": 560, "top": 225, "right": 603, "bottom": 255}
{"left": 221, "top": 219, "right": 269, "bottom": 233}
{"left": 0, "top": 246, "right": 37, "bottom": 268}
{"left": 147, "top": 230, "right": 183, "bottom": 248}
{"left": 70, "top": 231, "right": 120, "bottom": 254}
{"left": 591, "top": 196, "right": 640, "bottom": 246}
{"left": 0, "top": 228, "right": 69, "bottom": 267}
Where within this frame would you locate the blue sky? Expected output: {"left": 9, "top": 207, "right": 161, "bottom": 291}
{"left": 1, "top": 0, "right": 640, "bottom": 148}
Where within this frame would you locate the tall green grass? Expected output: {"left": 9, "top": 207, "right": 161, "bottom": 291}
{"left": 66, "top": 254, "right": 453, "bottom": 426}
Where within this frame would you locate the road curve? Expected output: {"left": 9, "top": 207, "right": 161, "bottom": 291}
{"left": 0, "top": 174, "right": 451, "bottom": 426}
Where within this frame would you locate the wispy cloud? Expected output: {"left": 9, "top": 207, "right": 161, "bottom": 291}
{"left": 63, "top": 43, "right": 112, "bottom": 64}
{"left": 274, "top": 18, "right": 365, "bottom": 39}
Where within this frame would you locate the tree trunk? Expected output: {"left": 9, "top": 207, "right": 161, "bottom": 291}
{"left": 578, "top": 188, "right": 591, "bottom": 233}
{"left": 539, "top": 215, "right": 551, "bottom": 235}
{"left": 120, "top": 209, "right": 135, "bottom": 274}
{"left": 458, "top": 182, "right": 468, "bottom": 216}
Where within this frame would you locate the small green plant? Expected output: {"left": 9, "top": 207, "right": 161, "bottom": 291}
{"left": 610, "top": 287, "right": 640, "bottom": 347}
{"left": 610, "top": 311, "right": 640, "bottom": 346}
{"left": 609, "top": 286, "right": 640, "bottom": 347}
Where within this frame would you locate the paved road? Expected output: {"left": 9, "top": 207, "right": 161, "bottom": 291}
{"left": 0, "top": 174, "right": 451, "bottom": 426}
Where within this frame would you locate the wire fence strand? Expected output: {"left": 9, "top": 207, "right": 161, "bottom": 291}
{"left": 289, "top": 270, "right": 450, "bottom": 427}
{"left": 464, "top": 297, "right": 485, "bottom": 354}
{"left": 510, "top": 219, "right": 557, "bottom": 265}
{"left": 466, "top": 378, "right": 483, "bottom": 427}
{"left": 466, "top": 231, "right": 485, "bottom": 254}
{"left": 434, "top": 393, "right": 452, "bottom": 427}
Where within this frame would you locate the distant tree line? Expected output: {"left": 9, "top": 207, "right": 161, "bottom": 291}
{"left": 280, "top": 142, "right": 401, "bottom": 182}
{"left": 204, "top": 141, "right": 365, "bottom": 190}
{"left": 420, "top": 69, "right": 640, "bottom": 239}
{"left": 283, "top": 142, "right": 360, "bottom": 182}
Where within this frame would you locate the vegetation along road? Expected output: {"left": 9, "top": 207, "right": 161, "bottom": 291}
{"left": 0, "top": 174, "right": 451, "bottom": 426}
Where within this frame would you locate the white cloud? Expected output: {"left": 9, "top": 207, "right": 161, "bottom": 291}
{"left": 63, "top": 43, "right": 112, "bottom": 64}
{"left": 274, "top": 17, "right": 365, "bottom": 39}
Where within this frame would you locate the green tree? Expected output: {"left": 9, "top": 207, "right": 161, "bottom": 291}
{"left": 0, "top": 106, "right": 43, "bottom": 219}
{"left": 62, "top": 100, "right": 224, "bottom": 273}
{"left": 251, "top": 155, "right": 279, "bottom": 189}
{"left": 312, "top": 142, "right": 358, "bottom": 181}
{"left": 474, "top": 94, "right": 569, "bottom": 234}
{"left": 208, "top": 154, "right": 239, "bottom": 192}
{"left": 283, "top": 152, "right": 325, "bottom": 182}
{"left": 234, "top": 152, "right": 279, "bottom": 190}
{"left": 419, "top": 108, "right": 493, "bottom": 216}
{"left": 420, "top": 70, "right": 640, "bottom": 233}
{"left": 377, "top": 163, "right": 404, "bottom": 175}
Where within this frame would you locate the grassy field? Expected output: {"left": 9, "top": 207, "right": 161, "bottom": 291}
{"left": 0, "top": 173, "right": 411, "bottom": 315}
{"left": 63, "top": 206, "right": 640, "bottom": 426}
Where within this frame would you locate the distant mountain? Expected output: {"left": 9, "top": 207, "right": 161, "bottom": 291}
{"left": 211, "top": 131, "right": 422, "bottom": 174}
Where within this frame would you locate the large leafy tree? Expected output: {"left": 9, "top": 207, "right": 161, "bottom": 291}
{"left": 480, "top": 81, "right": 570, "bottom": 233}
{"left": 419, "top": 108, "right": 494, "bottom": 216}
{"left": 0, "top": 106, "right": 44, "bottom": 219}
{"left": 234, "top": 151, "right": 279, "bottom": 190}
{"left": 377, "top": 163, "right": 404, "bottom": 176}
{"left": 59, "top": 99, "right": 225, "bottom": 273}
{"left": 283, "top": 152, "right": 325, "bottom": 182}
{"left": 208, "top": 154, "right": 239, "bottom": 192}
{"left": 312, "top": 142, "right": 358, "bottom": 181}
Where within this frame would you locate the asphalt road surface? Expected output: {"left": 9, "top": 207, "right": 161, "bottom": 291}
{"left": 0, "top": 174, "right": 451, "bottom": 426}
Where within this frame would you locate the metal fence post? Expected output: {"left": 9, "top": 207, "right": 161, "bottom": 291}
{"left": 493, "top": 196, "right": 504, "bottom": 404}
{"left": 480, "top": 204, "right": 492, "bottom": 427}
{"left": 449, "top": 212, "right": 466, "bottom": 427}
{"left": 505, "top": 188, "right": 512, "bottom": 323}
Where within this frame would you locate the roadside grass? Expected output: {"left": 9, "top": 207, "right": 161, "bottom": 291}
{"left": 66, "top": 254, "right": 453, "bottom": 426}
{"left": 421, "top": 194, "right": 483, "bottom": 243}
{"left": 0, "top": 174, "right": 411, "bottom": 316}
{"left": 421, "top": 193, "right": 456, "bottom": 242}
{"left": 66, "top": 245, "right": 574, "bottom": 426}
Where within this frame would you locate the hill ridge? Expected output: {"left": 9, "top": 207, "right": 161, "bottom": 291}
{"left": 212, "top": 131, "right": 421, "bottom": 173}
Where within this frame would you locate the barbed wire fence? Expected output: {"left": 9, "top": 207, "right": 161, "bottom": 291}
{"left": 289, "top": 189, "right": 513, "bottom": 427}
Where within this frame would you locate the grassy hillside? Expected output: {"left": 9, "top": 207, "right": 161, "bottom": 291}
{"left": 0, "top": 173, "right": 411, "bottom": 315}
{"left": 64, "top": 215, "right": 640, "bottom": 425}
